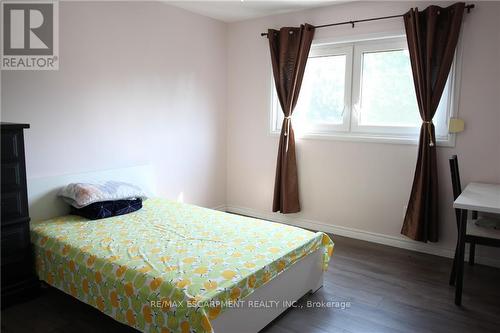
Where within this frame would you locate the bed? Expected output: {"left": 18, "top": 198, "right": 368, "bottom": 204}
{"left": 28, "top": 166, "right": 334, "bottom": 333}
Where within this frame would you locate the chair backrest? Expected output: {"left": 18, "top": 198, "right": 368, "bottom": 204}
{"left": 449, "top": 155, "right": 462, "bottom": 200}
{"left": 449, "top": 155, "right": 462, "bottom": 229}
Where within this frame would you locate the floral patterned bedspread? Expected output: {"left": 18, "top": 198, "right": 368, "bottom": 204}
{"left": 31, "top": 198, "right": 334, "bottom": 333}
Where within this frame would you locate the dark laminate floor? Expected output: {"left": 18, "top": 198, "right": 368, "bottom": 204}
{"left": 2, "top": 235, "right": 500, "bottom": 333}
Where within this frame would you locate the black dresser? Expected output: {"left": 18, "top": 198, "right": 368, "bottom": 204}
{"left": 1, "top": 123, "right": 39, "bottom": 306}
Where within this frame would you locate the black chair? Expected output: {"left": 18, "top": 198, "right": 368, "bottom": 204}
{"left": 449, "top": 155, "right": 500, "bottom": 285}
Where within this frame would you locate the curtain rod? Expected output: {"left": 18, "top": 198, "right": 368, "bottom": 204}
{"left": 260, "top": 4, "right": 475, "bottom": 37}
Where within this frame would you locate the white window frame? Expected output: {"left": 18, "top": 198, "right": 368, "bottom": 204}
{"left": 269, "top": 33, "right": 461, "bottom": 147}
{"left": 351, "top": 38, "right": 420, "bottom": 138}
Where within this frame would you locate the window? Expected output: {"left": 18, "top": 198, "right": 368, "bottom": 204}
{"left": 271, "top": 36, "right": 457, "bottom": 145}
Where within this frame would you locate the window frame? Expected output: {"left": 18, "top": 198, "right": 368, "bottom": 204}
{"left": 269, "top": 33, "right": 461, "bottom": 147}
{"left": 351, "top": 38, "right": 421, "bottom": 138}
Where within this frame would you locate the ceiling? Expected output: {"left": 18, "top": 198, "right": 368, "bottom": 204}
{"left": 167, "top": 1, "right": 343, "bottom": 22}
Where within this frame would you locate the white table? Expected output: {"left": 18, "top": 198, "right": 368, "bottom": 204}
{"left": 454, "top": 183, "right": 500, "bottom": 214}
{"left": 453, "top": 182, "right": 500, "bottom": 305}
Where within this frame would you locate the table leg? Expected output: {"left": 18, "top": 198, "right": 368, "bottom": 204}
{"left": 455, "top": 209, "right": 467, "bottom": 306}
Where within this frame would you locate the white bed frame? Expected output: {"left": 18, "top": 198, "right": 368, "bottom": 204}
{"left": 27, "top": 165, "right": 324, "bottom": 333}
{"left": 212, "top": 250, "right": 323, "bottom": 333}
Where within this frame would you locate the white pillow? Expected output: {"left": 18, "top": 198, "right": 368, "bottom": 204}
{"left": 58, "top": 181, "right": 147, "bottom": 208}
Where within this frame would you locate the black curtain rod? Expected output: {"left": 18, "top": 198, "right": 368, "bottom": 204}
{"left": 260, "top": 4, "right": 475, "bottom": 37}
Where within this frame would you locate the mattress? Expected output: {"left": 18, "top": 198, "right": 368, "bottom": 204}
{"left": 31, "top": 198, "right": 334, "bottom": 333}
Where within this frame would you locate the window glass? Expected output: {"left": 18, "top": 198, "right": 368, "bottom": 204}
{"left": 295, "top": 55, "right": 347, "bottom": 125}
{"left": 358, "top": 49, "right": 420, "bottom": 127}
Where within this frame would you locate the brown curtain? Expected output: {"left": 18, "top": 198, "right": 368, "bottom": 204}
{"left": 268, "top": 24, "right": 315, "bottom": 214}
{"left": 401, "top": 3, "right": 465, "bottom": 242}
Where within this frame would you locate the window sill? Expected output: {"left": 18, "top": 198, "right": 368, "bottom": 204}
{"left": 269, "top": 130, "right": 455, "bottom": 147}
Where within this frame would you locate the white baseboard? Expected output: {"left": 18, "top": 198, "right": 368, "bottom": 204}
{"left": 211, "top": 204, "right": 227, "bottom": 212}
{"left": 220, "top": 205, "right": 500, "bottom": 268}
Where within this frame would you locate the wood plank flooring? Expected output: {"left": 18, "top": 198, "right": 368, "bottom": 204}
{"left": 2, "top": 235, "right": 500, "bottom": 333}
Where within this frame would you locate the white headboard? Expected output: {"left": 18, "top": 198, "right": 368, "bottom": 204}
{"left": 28, "top": 164, "right": 156, "bottom": 222}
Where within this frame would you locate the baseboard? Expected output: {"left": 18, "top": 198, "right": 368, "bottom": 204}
{"left": 221, "top": 205, "right": 500, "bottom": 268}
{"left": 211, "top": 204, "right": 227, "bottom": 211}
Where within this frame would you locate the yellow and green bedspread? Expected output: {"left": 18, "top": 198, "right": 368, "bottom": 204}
{"left": 31, "top": 198, "right": 334, "bottom": 333}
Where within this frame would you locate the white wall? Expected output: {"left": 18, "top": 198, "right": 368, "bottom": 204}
{"left": 1, "top": 1, "right": 227, "bottom": 208}
{"left": 226, "top": 1, "right": 500, "bottom": 264}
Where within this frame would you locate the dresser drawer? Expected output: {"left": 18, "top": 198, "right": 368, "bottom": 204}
{"left": 1, "top": 190, "right": 28, "bottom": 221}
{"left": 1, "top": 250, "right": 35, "bottom": 287}
{"left": 1, "top": 223, "right": 31, "bottom": 263}
{"left": 1, "top": 162, "right": 23, "bottom": 191}
{"left": 1, "top": 131, "right": 21, "bottom": 162}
